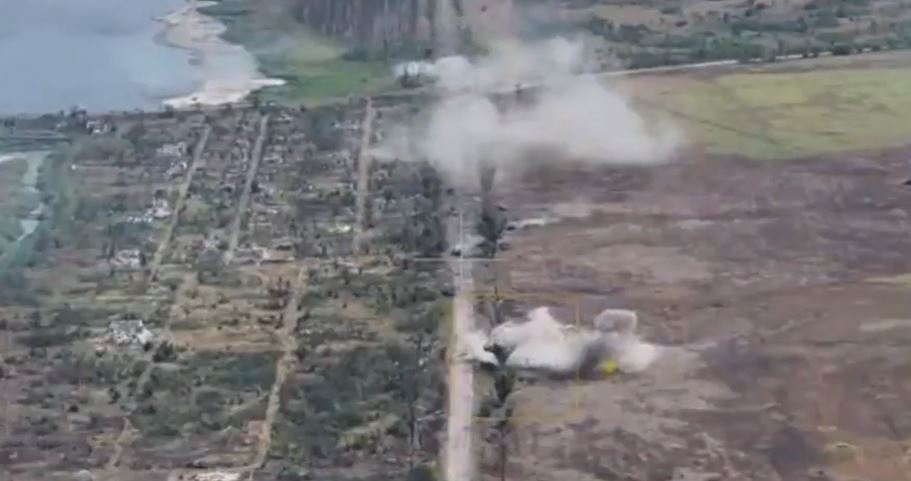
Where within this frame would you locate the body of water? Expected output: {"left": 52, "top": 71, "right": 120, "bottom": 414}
{"left": 0, "top": 0, "right": 197, "bottom": 114}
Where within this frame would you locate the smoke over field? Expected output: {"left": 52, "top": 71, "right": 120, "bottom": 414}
{"left": 377, "top": 38, "right": 680, "bottom": 187}
{"left": 478, "top": 307, "right": 660, "bottom": 376}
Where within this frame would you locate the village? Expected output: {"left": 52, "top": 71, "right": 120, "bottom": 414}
{"left": 0, "top": 100, "right": 459, "bottom": 481}
{"left": 4, "top": 46, "right": 911, "bottom": 481}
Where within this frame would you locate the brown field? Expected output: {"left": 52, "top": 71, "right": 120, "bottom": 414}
{"left": 471, "top": 142, "right": 911, "bottom": 480}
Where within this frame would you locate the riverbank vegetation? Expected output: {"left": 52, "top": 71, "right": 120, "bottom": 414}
{"left": 0, "top": 157, "right": 30, "bottom": 248}
{"left": 201, "top": 0, "right": 911, "bottom": 105}
{"left": 201, "top": 0, "right": 396, "bottom": 104}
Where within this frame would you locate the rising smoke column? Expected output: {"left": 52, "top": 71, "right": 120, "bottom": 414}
{"left": 376, "top": 37, "right": 681, "bottom": 187}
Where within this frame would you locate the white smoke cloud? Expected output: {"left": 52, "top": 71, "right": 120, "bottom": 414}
{"left": 482, "top": 306, "right": 660, "bottom": 376}
{"left": 377, "top": 37, "right": 680, "bottom": 187}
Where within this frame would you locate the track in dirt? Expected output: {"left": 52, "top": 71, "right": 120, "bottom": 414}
{"left": 225, "top": 114, "right": 269, "bottom": 264}
{"left": 353, "top": 99, "right": 376, "bottom": 256}
{"left": 444, "top": 209, "right": 477, "bottom": 481}
{"left": 149, "top": 125, "right": 211, "bottom": 279}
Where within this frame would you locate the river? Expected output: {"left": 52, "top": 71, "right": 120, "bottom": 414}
{"left": 0, "top": 0, "right": 281, "bottom": 115}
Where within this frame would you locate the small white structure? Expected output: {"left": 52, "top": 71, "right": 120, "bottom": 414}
{"left": 327, "top": 223, "right": 353, "bottom": 235}
{"left": 112, "top": 249, "right": 142, "bottom": 268}
{"left": 74, "top": 470, "right": 95, "bottom": 481}
{"left": 105, "top": 319, "right": 154, "bottom": 346}
{"left": 165, "top": 160, "right": 188, "bottom": 178}
{"left": 125, "top": 214, "right": 153, "bottom": 225}
{"left": 151, "top": 198, "right": 172, "bottom": 219}
{"left": 157, "top": 142, "right": 187, "bottom": 158}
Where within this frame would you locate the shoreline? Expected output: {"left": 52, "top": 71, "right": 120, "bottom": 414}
{"left": 155, "top": 0, "right": 285, "bottom": 109}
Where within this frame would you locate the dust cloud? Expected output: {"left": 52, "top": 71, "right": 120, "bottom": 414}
{"left": 480, "top": 307, "right": 660, "bottom": 375}
{"left": 376, "top": 38, "right": 680, "bottom": 187}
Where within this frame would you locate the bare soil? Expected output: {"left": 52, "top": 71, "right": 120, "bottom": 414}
{"left": 479, "top": 145, "right": 911, "bottom": 481}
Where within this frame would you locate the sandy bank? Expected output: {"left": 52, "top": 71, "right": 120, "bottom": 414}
{"left": 158, "top": 0, "right": 284, "bottom": 108}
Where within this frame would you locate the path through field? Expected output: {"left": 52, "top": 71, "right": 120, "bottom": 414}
{"left": 149, "top": 125, "right": 211, "bottom": 278}
{"left": 353, "top": 99, "right": 376, "bottom": 255}
{"left": 225, "top": 114, "right": 269, "bottom": 264}
{"left": 445, "top": 209, "right": 476, "bottom": 481}
{"left": 248, "top": 264, "right": 308, "bottom": 472}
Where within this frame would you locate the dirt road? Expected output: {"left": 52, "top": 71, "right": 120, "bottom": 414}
{"left": 105, "top": 126, "right": 212, "bottom": 476}
{"left": 444, "top": 209, "right": 476, "bottom": 481}
{"left": 149, "top": 125, "right": 210, "bottom": 278}
{"left": 161, "top": 264, "right": 307, "bottom": 481}
{"left": 353, "top": 99, "right": 376, "bottom": 256}
{"left": 248, "top": 264, "right": 307, "bottom": 471}
{"left": 225, "top": 114, "right": 269, "bottom": 264}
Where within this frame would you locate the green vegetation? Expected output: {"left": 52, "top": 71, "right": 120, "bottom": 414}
{"left": 0, "top": 149, "right": 59, "bottom": 296}
{"left": 194, "top": 350, "right": 280, "bottom": 390}
{"left": 202, "top": 0, "right": 396, "bottom": 104}
{"left": 648, "top": 66, "right": 911, "bottom": 159}
{"left": 0, "top": 156, "right": 28, "bottom": 249}
{"left": 259, "top": 57, "right": 395, "bottom": 104}
{"left": 131, "top": 351, "right": 278, "bottom": 438}
{"left": 581, "top": 0, "right": 911, "bottom": 68}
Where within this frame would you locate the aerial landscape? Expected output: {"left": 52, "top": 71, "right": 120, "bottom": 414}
{"left": 2, "top": 1, "right": 911, "bottom": 481}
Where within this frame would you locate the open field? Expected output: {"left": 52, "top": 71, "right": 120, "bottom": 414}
{"left": 259, "top": 58, "right": 395, "bottom": 104}
{"left": 612, "top": 51, "right": 911, "bottom": 159}
{"left": 202, "top": 0, "right": 396, "bottom": 104}
{"left": 479, "top": 141, "right": 911, "bottom": 481}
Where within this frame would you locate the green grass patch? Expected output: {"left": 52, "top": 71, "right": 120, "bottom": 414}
{"left": 191, "top": 350, "right": 280, "bottom": 391}
{"left": 202, "top": 0, "right": 395, "bottom": 104}
{"left": 260, "top": 56, "right": 395, "bottom": 104}
{"left": 654, "top": 67, "right": 911, "bottom": 159}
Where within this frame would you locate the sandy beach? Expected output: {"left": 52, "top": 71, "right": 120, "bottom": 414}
{"left": 158, "top": 0, "right": 284, "bottom": 108}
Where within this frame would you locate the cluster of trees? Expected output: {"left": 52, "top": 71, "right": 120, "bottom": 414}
{"left": 587, "top": 1, "right": 911, "bottom": 69}
{"left": 388, "top": 163, "right": 446, "bottom": 257}
{"left": 471, "top": 162, "right": 518, "bottom": 481}
{"left": 285, "top": 333, "right": 444, "bottom": 469}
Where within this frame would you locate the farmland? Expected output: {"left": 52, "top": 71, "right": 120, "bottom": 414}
{"left": 612, "top": 51, "right": 911, "bottom": 158}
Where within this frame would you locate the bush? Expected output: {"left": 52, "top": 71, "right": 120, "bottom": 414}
{"left": 405, "top": 465, "right": 437, "bottom": 481}
{"left": 152, "top": 341, "right": 177, "bottom": 363}
{"left": 75, "top": 137, "right": 131, "bottom": 162}
{"left": 19, "top": 328, "right": 76, "bottom": 348}
{"left": 831, "top": 43, "right": 854, "bottom": 55}
{"left": 203, "top": 351, "right": 278, "bottom": 390}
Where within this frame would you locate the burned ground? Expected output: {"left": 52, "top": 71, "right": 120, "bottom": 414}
{"left": 478, "top": 146, "right": 911, "bottom": 481}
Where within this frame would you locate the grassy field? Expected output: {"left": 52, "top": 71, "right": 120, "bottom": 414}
{"left": 258, "top": 55, "right": 395, "bottom": 105}
{"left": 636, "top": 61, "right": 911, "bottom": 159}
{"left": 0, "top": 156, "right": 31, "bottom": 255}
{"left": 202, "top": 0, "right": 396, "bottom": 104}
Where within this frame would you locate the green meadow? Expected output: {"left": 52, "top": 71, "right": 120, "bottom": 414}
{"left": 650, "top": 65, "right": 911, "bottom": 159}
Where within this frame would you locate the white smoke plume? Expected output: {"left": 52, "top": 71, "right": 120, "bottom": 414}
{"left": 482, "top": 306, "right": 661, "bottom": 375}
{"left": 377, "top": 38, "right": 680, "bottom": 187}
